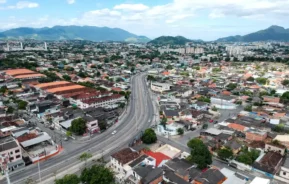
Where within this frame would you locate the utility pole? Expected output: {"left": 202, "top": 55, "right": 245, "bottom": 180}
{"left": 38, "top": 155, "right": 42, "bottom": 182}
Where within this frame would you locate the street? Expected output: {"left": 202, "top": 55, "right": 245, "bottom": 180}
{"left": 1, "top": 72, "right": 155, "bottom": 184}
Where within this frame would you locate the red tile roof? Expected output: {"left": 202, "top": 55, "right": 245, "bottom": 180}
{"left": 144, "top": 150, "right": 171, "bottom": 166}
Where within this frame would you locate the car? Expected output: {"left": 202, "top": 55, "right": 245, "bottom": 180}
{"left": 63, "top": 137, "right": 68, "bottom": 141}
{"left": 112, "top": 130, "right": 117, "bottom": 135}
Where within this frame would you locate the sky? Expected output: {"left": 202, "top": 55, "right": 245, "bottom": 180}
{"left": 0, "top": 0, "right": 289, "bottom": 40}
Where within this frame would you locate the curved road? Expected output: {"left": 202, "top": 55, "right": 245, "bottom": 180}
{"left": 2, "top": 72, "right": 154, "bottom": 184}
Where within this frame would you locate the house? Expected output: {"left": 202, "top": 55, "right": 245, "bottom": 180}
{"left": 263, "top": 96, "right": 280, "bottom": 103}
{"left": 211, "top": 95, "right": 237, "bottom": 109}
{"left": 163, "top": 109, "right": 180, "bottom": 120}
{"left": 163, "top": 168, "right": 191, "bottom": 184}
{"left": 278, "top": 157, "right": 289, "bottom": 182}
{"left": 265, "top": 142, "right": 286, "bottom": 156}
{"left": 151, "top": 82, "right": 172, "bottom": 93}
{"left": 164, "top": 158, "right": 193, "bottom": 182}
{"left": 0, "top": 137, "right": 25, "bottom": 171}
{"left": 227, "top": 123, "right": 248, "bottom": 132}
{"left": 132, "top": 165, "right": 163, "bottom": 184}
{"left": 250, "top": 177, "right": 270, "bottom": 184}
{"left": 274, "top": 135, "right": 289, "bottom": 148}
{"left": 253, "top": 151, "right": 284, "bottom": 175}
{"left": 191, "top": 101, "right": 209, "bottom": 111}
{"left": 110, "top": 148, "right": 140, "bottom": 175}
{"left": 245, "top": 129, "right": 267, "bottom": 142}
{"left": 193, "top": 168, "right": 227, "bottom": 184}
{"left": 143, "top": 150, "right": 170, "bottom": 167}
{"left": 220, "top": 168, "right": 248, "bottom": 184}
{"left": 223, "top": 140, "right": 242, "bottom": 155}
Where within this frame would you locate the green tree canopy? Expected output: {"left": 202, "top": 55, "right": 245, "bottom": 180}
{"left": 226, "top": 83, "right": 237, "bottom": 91}
{"left": 281, "top": 91, "right": 289, "bottom": 103}
{"left": 141, "top": 128, "right": 157, "bottom": 144}
{"left": 246, "top": 76, "right": 254, "bottom": 81}
{"left": 63, "top": 75, "right": 71, "bottom": 81}
{"left": 55, "top": 174, "right": 80, "bottom": 184}
{"left": 187, "top": 138, "right": 212, "bottom": 169}
{"left": 6, "top": 106, "right": 14, "bottom": 114}
{"left": 282, "top": 79, "right": 289, "bottom": 86}
{"left": 177, "top": 128, "right": 184, "bottom": 135}
{"left": 217, "top": 147, "right": 233, "bottom": 160}
{"left": 18, "top": 100, "right": 28, "bottom": 110}
{"left": 80, "top": 165, "right": 114, "bottom": 184}
{"left": 70, "top": 118, "right": 87, "bottom": 135}
{"left": 256, "top": 77, "right": 268, "bottom": 85}
{"left": 236, "top": 148, "right": 260, "bottom": 165}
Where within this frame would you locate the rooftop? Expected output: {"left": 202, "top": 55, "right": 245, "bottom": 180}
{"left": 47, "top": 85, "right": 85, "bottom": 93}
{"left": 34, "top": 81, "right": 71, "bottom": 88}
{"left": 111, "top": 148, "right": 140, "bottom": 165}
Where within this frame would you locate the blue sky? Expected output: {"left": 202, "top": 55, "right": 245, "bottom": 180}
{"left": 1, "top": 0, "right": 289, "bottom": 40}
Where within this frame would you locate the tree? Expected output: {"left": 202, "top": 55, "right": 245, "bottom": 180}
{"left": 187, "top": 138, "right": 212, "bottom": 169}
{"left": 25, "top": 177, "right": 36, "bottom": 184}
{"left": 0, "top": 86, "right": 7, "bottom": 93}
{"left": 202, "top": 123, "right": 208, "bottom": 129}
{"left": 244, "top": 105, "right": 252, "bottom": 112}
{"left": 282, "top": 79, "right": 289, "bottom": 86}
{"left": 281, "top": 91, "right": 289, "bottom": 103}
{"left": 70, "top": 118, "right": 87, "bottom": 135}
{"left": 217, "top": 147, "right": 233, "bottom": 160}
{"left": 79, "top": 152, "right": 92, "bottom": 166}
{"left": 96, "top": 71, "right": 101, "bottom": 77}
{"left": 66, "top": 131, "right": 72, "bottom": 137}
{"left": 80, "top": 165, "right": 114, "bottom": 184}
{"left": 166, "top": 65, "right": 173, "bottom": 70}
{"left": 6, "top": 106, "right": 14, "bottom": 114}
{"left": 141, "top": 128, "right": 157, "bottom": 144}
{"left": 130, "top": 67, "right": 135, "bottom": 73}
{"left": 212, "top": 68, "right": 221, "bottom": 73}
{"left": 177, "top": 128, "right": 184, "bottom": 135}
{"left": 246, "top": 76, "right": 254, "bottom": 81}
{"left": 63, "top": 75, "right": 71, "bottom": 81}
{"left": 226, "top": 83, "right": 237, "bottom": 91}
{"left": 211, "top": 106, "right": 218, "bottom": 111}
{"left": 236, "top": 148, "right": 260, "bottom": 165}
{"left": 55, "top": 174, "right": 80, "bottom": 184}
{"left": 256, "top": 77, "right": 268, "bottom": 85}
{"left": 18, "top": 100, "right": 28, "bottom": 110}
{"left": 160, "top": 117, "right": 167, "bottom": 129}
{"left": 98, "top": 120, "right": 108, "bottom": 131}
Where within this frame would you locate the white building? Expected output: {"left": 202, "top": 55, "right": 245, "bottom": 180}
{"left": 151, "top": 82, "right": 172, "bottom": 93}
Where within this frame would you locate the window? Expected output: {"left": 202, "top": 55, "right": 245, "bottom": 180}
{"left": 283, "top": 172, "right": 286, "bottom": 175}
{"left": 10, "top": 152, "right": 13, "bottom": 155}
{"left": 15, "top": 149, "right": 20, "bottom": 153}
{"left": 16, "top": 155, "right": 21, "bottom": 159}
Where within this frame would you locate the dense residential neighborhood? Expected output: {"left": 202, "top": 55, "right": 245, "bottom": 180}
{"left": 0, "top": 39, "right": 289, "bottom": 184}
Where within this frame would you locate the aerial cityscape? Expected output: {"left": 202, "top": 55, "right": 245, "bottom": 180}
{"left": 1, "top": 0, "right": 289, "bottom": 184}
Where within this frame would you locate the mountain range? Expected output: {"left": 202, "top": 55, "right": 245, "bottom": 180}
{"left": 216, "top": 25, "right": 289, "bottom": 42}
{"left": 148, "top": 36, "right": 203, "bottom": 45}
{"left": 0, "top": 26, "right": 150, "bottom": 43}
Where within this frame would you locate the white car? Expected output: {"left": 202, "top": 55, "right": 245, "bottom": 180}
{"left": 112, "top": 130, "right": 117, "bottom": 135}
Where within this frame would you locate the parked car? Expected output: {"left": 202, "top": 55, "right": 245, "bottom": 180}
{"left": 112, "top": 130, "right": 117, "bottom": 135}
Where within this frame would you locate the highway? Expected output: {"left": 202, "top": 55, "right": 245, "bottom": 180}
{"left": 1, "top": 72, "right": 154, "bottom": 184}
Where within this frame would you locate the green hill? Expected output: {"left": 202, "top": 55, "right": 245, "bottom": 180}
{"left": 216, "top": 25, "right": 289, "bottom": 42}
{"left": 0, "top": 26, "right": 150, "bottom": 43}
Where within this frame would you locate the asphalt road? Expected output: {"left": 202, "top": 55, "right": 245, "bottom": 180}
{"left": 1, "top": 72, "right": 154, "bottom": 184}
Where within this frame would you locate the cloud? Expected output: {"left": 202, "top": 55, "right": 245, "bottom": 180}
{"left": 7, "top": 1, "right": 39, "bottom": 9}
{"left": 113, "top": 4, "right": 149, "bottom": 11}
{"left": 67, "top": 0, "right": 75, "bottom": 5}
{"left": 2, "top": 0, "right": 289, "bottom": 40}
{"left": 0, "top": 0, "right": 6, "bottom": 4}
